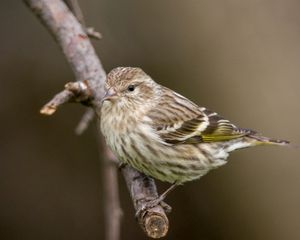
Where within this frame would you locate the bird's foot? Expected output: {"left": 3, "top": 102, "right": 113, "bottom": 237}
{"left": 135, "top": 197, "right": 172, "bottom": 218}
{"left": 135, "top": 182, "right": 177, "bottom": 218}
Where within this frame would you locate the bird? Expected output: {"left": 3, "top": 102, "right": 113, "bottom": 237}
{"left": 100, "top": 66, "right": 289, "bottom": 207}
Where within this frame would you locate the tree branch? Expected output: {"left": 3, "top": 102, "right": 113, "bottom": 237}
{"left": 24, "top": 0, "right": 170, "bottom": 238}
{"left": 122, "top": 166, "right": 170, "bottom": 238}
{"left": 99, "top": 137, "right": 122, "bottom": 240}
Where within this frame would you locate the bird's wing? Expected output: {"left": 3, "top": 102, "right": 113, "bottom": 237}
{"left": 147, "top": 88, "right": 252, "bottom": 144}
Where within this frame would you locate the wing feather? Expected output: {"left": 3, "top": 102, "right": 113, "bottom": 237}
{"left": 147, "top": 87, "right": 252, "bottom": 144}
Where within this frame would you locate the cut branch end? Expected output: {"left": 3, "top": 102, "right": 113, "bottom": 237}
{"left": 40, "top": 105, "right": 57, "bottom": 115}
{"left": 141, "top": 210, "right": 169, "bottom": 238}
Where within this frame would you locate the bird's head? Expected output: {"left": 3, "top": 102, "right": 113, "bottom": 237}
{"left": 102, "top": 67, "right": 159, "bottom": 109}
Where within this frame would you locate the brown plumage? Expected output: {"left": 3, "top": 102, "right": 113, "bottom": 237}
{"left": 100, "top": 67, "right": 288, "bottom": 186}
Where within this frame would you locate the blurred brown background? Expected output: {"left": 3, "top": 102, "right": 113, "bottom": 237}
{"left": 1, "top": 0, "right": 299, "bottom": 239}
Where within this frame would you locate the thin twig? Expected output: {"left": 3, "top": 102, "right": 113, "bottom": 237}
{"left": 40, "top": 81, "right": 92, "bottom": 115}
{"left": 24, "top": 0, "right": 170, "bottom": 238}
{"left": 40, "top": 89, "right": 74, "bottom": 115}
{"left": 75, "top": 108, "right": 95, "bottom": 135}
{"left": 85, "top": 27, "right": 102, "bottom": 39}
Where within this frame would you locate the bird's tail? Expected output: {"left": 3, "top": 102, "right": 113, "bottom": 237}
{"left": 248, "top": 134, "right": 290, "bottom": 146}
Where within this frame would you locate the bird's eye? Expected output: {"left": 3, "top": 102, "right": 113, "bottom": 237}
{"left": 127, "top": 85, "right": 135, "bottom": 92}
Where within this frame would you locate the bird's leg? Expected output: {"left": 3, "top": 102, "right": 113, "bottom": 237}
{"left": 136, "top": 183, "right": 177, "bottom": 217}
{"left": 155, "top": 183, "right": 178, "bottom": 205}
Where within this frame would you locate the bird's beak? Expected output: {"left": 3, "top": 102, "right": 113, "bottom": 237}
{"left": 102, "top": 88, "right": 117, "bottom": 102}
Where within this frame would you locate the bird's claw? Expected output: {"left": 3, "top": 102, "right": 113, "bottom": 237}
{"left": 135, "top": 198, "right": 172, "bottom": 219}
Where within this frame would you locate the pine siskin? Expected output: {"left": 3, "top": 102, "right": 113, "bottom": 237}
{"left": 100, "top": 67, "right": 289, "bottom": 203}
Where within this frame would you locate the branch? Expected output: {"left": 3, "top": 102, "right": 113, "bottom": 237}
{"left": 24, "top": 0, "right": 170, "bottom": 238}
{"left": 122, "top": 166, "right": 170, "bottom": 238}
{"left": 75, "top": 108, "right": 95, "bottom": 135}
{"left": 100, "top": 137, "right": 122, "bottom": 240}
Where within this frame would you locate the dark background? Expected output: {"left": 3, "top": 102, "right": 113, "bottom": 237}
{"left": 1, "top": 1, "right": 300, "bottom": 239}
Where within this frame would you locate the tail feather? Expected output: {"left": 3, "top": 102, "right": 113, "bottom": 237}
{"left": 248, "top": 134, "right": 290, "bottom": 146}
